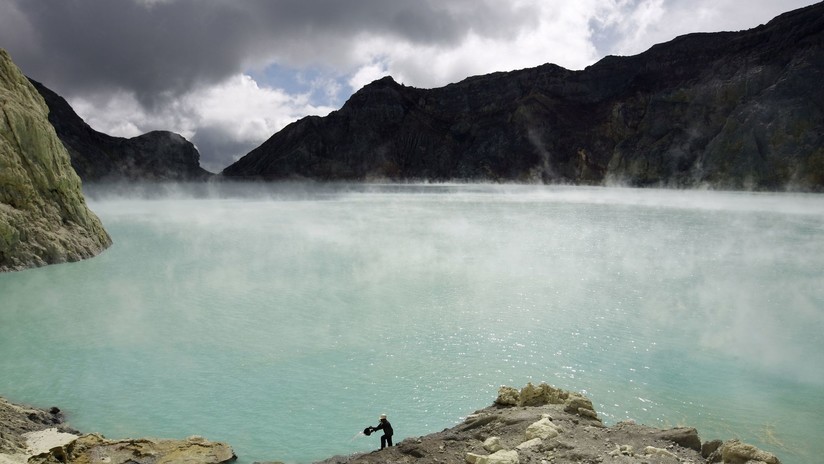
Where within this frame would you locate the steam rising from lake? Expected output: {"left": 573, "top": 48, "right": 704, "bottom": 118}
{"left": 1, "top": 183, "right": 822, "bottom": 463}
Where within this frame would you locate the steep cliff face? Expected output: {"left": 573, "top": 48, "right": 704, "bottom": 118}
{"left": 223, "top": 2, "right": 824, "bottom": 191}
{"left": 0, "top": 49, "right": 112, "bottom": 272}
{"left": 30, "top": 79, "right": 212, "bottom": 182}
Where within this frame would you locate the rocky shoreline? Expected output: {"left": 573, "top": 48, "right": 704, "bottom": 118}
{"left": 0, "top": 397, "right": 234, "bottom": 464}
{"left": 1, "top": 383, "right": 782, "bottom": 464}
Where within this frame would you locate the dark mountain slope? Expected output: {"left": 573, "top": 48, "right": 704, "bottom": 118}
{"left": 30, "top": 79, "right": 212, "bottom": 182}
{"left": 223, "top": 2, "right": 824, "bottom": 191}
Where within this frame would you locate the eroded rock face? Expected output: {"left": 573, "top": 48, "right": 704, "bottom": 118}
{"left": 0, "top": 49, "right": 112, "bottom": 272}
{"left": 223, "top": 3, "right": 824, "bottom": 191}
{"left": 29, "top": 79, "right": 212, "bottom": 182}
{"left": 28, "top": 433, "right": 236, "bottom": 464}
{"left": 715, "top": 439, "right": 782, "bottom": 464}
{"left": 494, "top": 383, "right": 598, "bottom": 420}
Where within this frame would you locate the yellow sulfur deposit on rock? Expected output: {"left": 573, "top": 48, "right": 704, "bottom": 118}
{"left": 27, "top": 433, "right": 236, "bottom": 464}
{"left": 0, "top": 49, "right": 111, "bottom": 272}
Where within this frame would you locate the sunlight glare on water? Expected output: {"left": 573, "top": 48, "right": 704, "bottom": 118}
{"left": 0, "top": 183, "right": 822, "bottom": 463}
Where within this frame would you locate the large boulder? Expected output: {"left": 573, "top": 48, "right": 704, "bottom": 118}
{"left": 524, "top": 415, "right": 563, "bottom": 441}
{"left": 494, "top": 386, "right": 521, "bottom": 407}
{"left": 563, "top": 393, "right": 599, "bottom": 419}
{"left": 483, "top": 436, "right": 504, "bottom": 453}
{"left": 494, "top": 382, "right": 570, "bottom": 407}
{"left": 0, "top": 49, "right": 111, "bottom": 272}
{"left": 717, "top": 439, "right": 781, "bottom": 464}
{"left": 654, "top": 427, "right": 702, "bottom": 451}
{"left": 494, "top": 382, "right": 598, "bottom": 420}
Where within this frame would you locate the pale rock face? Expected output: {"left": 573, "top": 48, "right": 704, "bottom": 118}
{"left": 27, "top": 433, "right": 236, "bottom": 464}
{"left": 563, "top": 393, "right": 597, "bottom": 418}
{"left": 0, "top": 49, "right": 111, "bottom": 272}
{"left": 483, "top": 436, "right": 503, "bottom": 453}
{"left": 466, "top": 449, "right": 520, "bottom": 464}
{"left": 525, "top": 415, "right": 562, "bottom": 441}
{"left": 518, "top": 383, "right": 569, "bottom": 406}
{"left": 22, "top": 429, "right": 78, "bottom": 456}
{"left": 495, "top": 386, "right": 520, "bottom": 406}
{"left": 719, "top": 439, "right": 782, "bottom": 464}
{"left": 515, "top": 438, "right": 542, "bottom": 450}
{"left": 494, "top": 382, "right": 571, "bottom": 408}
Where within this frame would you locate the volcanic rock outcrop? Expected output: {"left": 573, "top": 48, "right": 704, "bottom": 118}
{"left": 1, "top": 384, "right": 783, "bottom": 464}
{"left": 223, "top": 2, "right": 824, "bottom": 191}
{"left": 0, "top": 397, "right": 235, "bottom": 464}
{"left": 0, "top": 396, "right": 74, "bottom": 455}
{"left": 29, "top": 79, "right": 212, "bottom": 182}
{"left": 317, "top": 383, "right": 783, "bottom": 464}
{"left": 28, "top": 434, "right": 236, "bottom": 464}
{"left": 0, "top": 49, "right": 111, "bottom": 272}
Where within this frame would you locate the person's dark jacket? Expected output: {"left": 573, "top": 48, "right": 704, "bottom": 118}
{"left": 374, "top": 418, "right": 393, "bottom": 436}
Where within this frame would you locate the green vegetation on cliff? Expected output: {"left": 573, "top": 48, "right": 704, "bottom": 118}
{"left": 0, "top": 49, "right": 111, "bottom": 272}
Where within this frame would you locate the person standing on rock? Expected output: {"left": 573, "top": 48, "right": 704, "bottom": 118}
{"left": 367, "top": 413, "right": 393, "bottom": 449}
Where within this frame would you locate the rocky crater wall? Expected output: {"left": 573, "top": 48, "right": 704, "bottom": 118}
{"left": 0, "top": 49, "right": 111, "bottom": 272}
{"left": 223, "top": 2, "right": 824, "bottom": 192}
{"left": 29, "top": 79, "right": 212, "bottom": 183}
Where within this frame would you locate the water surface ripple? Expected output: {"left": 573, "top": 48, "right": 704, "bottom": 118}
{"left": 1, "top": 184, "right": 822, "bottom": 463}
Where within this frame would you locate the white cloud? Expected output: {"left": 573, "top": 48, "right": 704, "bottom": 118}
{"left": 48, "top": 0, "right": 818, "bottom": 170}
{"left": 345, "top": 0, "right": 605, "bottom": 90}
{"left": 348, "top": 60, "right": 391, "bottom": 91}
{"left": 600, "top": 0, "right": 667, "bottom": 56}
{"left": 192, "top": 74, "right": 331, "bottom": 143}
{"left": 70, "top": 91, "right": 157, "bottom": 139}
{"left": 592, "top": 0, "right": 813, "bottom": 57}
{"left": 70, "top": 74, "right": 335, "bottom": 172}
{"left": 303, "top": 74, "right": 345, "bottom": 103}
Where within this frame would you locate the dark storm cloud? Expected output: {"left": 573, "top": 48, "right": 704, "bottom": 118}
{"left": 4, "top": 0, "right": 814, "bottom": 173}
{"left": 0, "top": 0, "right": 537, "bottom": 105}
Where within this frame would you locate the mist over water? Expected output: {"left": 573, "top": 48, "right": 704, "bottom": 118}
{"left": 1, "top": 184, "right": 822, "bottom": 463}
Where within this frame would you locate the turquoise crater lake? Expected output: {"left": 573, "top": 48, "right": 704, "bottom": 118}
{"left": 1, "top": 184, "right": 822, "bottom": 463}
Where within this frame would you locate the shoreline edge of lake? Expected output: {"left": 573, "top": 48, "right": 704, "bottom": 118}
{"left": 0, "top": 383, "right": 784, "bottom": 464}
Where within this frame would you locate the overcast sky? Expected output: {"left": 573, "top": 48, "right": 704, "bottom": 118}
{"left": 0, "top": 0, "right": 817, "bottom": 172}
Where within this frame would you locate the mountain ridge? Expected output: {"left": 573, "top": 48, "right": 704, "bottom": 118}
{"left": 30, "top": 79, "right": 213, "bottom": 183}
{"left": 222, "top": 1, "right": 824, "bottom": 191}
